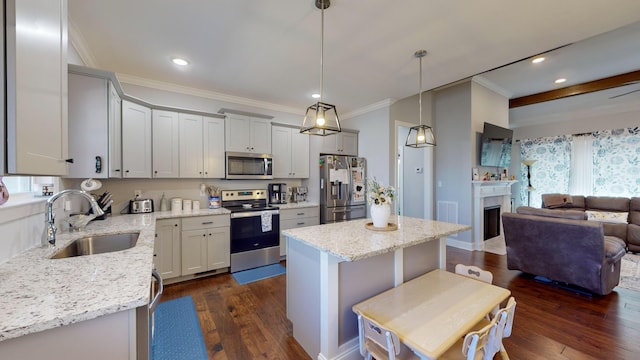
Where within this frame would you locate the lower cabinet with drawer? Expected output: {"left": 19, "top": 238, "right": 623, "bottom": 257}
{"left": 181, "top": 215, "right": 231, "bottom": 276}
{"left": 279, "top": 206, "right": 320, "bottom": 257}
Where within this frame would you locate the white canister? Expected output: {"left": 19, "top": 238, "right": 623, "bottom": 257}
{"left": 183, "top": 199, "right": 192, "bottom": 211}
{"left": 171, "top": 198, "right": 182, "bottom": 212}
{"left": 192, "top": 200, "right": 200, "bottom": 211}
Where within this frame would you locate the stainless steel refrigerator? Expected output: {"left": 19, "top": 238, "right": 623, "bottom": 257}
{"left": 319, "top": 155, "right": 367, "bottom": 224}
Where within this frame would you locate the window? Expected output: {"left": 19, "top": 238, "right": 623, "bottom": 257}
{"left": 2, "top": 176, "right": 33, "bottom": 194}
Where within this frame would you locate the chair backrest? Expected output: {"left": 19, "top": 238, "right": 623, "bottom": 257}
{"left": 455, "top": 264, "right": 493, "bottom": 284}
{"left": 461, "top": 312, "right": 501, "bottom": 360}
{"left": 497, "top": 296, "right": 517, "bottom": 338}
{"left": 357, "top": 314, "right": 401, "bottom": 360}
{"left": 483, "top": 296, "right": 517, "bottom": 359}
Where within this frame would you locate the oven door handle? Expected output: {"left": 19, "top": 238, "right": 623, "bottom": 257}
{"left": 149, "top": 269, "right": 163, "bottom": 313}
{"left": 231, "top": 210, "right": 279, "bottom": 218}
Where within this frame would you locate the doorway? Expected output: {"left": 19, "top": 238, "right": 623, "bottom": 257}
{"left": 395, "top": 122, "right": 433, "bottom": 219}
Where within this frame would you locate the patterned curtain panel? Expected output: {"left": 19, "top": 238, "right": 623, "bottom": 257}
{"left": 592, "top": 128, "right": 640, "bottom": 197}
{"left": 519, "top": 136, "right": 571, "bottom": 208}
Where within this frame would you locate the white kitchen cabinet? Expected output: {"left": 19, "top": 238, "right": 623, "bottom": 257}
{"left": 4, "top": 0, "right": 68, "bottom": 176}
{"left": 108, "top": 82, "right": 122, "bottom": 178}
{"left": 0, "top": 308, "right": 144, "bottom": 360}
{"left": 152, "top": 110, "right": 180, "bottom": 178}
{"left": 154, "top": 219, "right": 181, "bottom": 280}
{"left": 122, "top": 100, "right": 152, "bottom": 178}
{"left": 272, "top": 125, "right": 310, "bottom": 178}
{"left": 67, "top": 73, "right": 108, "bottom": 179}
{"left": 203, "top": 117, "right": 226, "bottom": 178}
{"left": 179, "top": 114, "right": 225, "bottom": 178}
{"left": 67, "top": 74, "right": 122, "bottom": 179}
{"left": 279, "top": 206, "right": 319, "bottom": 257}
{"left": 181, "top": 215, "right": 230, "bottom": 275}
{"left": 320, "top": 131, "right": 358, "bottom": 156}
{"left": 225, "top": 114, "right": 271, "bottom": 154}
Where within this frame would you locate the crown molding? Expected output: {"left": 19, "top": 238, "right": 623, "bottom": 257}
{"left": 67, "top": 16, "right": 99, "bottom": 68}
{"left": 116, "top": 73, "right": 304, "bottom": 115}
{"left": 342, "top": 98, "right": 396, "bottom": 119}
{"left": 472, "top": 75, "right": 512, "bottom": 98}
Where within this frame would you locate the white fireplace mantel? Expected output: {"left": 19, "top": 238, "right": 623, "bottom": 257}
{"left": 472, "top": 181, "right": 517, "bottom": 251}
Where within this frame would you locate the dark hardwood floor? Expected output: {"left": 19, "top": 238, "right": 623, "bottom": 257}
{"left": 161, "top": 247, "right": 640, "bottom": 359}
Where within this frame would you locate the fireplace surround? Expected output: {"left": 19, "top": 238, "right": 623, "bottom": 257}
{"left": 472, "top": 181, "right": 517, "bottom": 251}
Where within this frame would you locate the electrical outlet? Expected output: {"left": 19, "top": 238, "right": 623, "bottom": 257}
{"left": 415, "top": 167, "right": 423, "bottom": 174}
{"left": 134, "top": 190, "right": 142, "bottom": 198}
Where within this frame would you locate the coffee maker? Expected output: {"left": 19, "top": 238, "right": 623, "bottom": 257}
{"left": 268, "top": 183, "right": 287, "bottom": 204}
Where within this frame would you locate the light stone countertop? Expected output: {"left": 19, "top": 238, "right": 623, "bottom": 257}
{"left": 0, "top": 209, "right": 232, "bottom": 342}
{"left": 273, "top": 202, "right": 319, "bottom": 210}
{"left": 282, "top": 216, "right": 471, "bottom": 262}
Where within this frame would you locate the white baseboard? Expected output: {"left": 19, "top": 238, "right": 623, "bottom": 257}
{"left": 317, "top": 337, "right": 361, "bottom": 360}
{"left": 446, "top": 237, "right": 476, "bottom": 251}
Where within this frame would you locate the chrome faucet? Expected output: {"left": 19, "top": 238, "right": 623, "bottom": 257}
{"left": 43, "top": 189, "right": 105, "bottom": 246}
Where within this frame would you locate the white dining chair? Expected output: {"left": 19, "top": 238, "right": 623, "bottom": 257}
{"left": 490, "top": 296, "right": 517, "bottom": 359}
{"left": 356, "top": 313, "right": 419, "bottom": 360}
{"left": 440, "top": 308, "right": 507, "bottom": 360}
{"left": 455, "top": 264, "right": 494, "bottom": 284}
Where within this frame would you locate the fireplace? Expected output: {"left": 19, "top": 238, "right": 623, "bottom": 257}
{"left": 484, "top": 205, "right": 500, "bottom": 240}
{"left": 472, "top": 181, "right": 516, "bottom": 251}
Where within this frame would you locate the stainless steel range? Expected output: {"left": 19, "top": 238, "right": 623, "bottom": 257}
{"left": 221, "top": 189, "right": 280, "bottom": 273}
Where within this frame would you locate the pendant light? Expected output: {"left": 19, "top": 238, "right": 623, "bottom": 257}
{"left": 406, "top": 50, "right": 436, "bottom": 147}
{"left": 300, "top": 0, "right": 341, "bottom": 136}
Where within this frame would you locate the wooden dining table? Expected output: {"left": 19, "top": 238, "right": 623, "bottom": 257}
{"left": 352, "top": 269, "right": 511, "bottom": 360}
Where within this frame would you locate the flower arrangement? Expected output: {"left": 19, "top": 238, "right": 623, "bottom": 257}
{"left": 366, "top": 178, "right": 395, "bottom": 206}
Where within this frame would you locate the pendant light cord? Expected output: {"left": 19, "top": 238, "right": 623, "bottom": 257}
{"left": 319, "top": 0, "right": 325, "bottom": 103}
{"left": 418, "top": 55, "right": 422, "bottom": 126}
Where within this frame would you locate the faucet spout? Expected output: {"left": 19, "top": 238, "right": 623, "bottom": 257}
{"left": 43, "top": 189, "right": 105, "bottom": 246}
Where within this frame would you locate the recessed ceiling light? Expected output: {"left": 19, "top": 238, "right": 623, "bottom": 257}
{"left": 554, "top": 78, "right": 567, "bottom": 84}
{"left": 172, "top": 58, "right": 189, "bottom": 66}
{"left": 312, "top": 93, "right": 321, "bottom": 99}
{"left": 532, "top": 57, "right": 545, "bottom": 64}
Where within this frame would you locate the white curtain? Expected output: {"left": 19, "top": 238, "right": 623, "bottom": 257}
{"left": 569, "top": 135, "right": 593, "bottom": 196}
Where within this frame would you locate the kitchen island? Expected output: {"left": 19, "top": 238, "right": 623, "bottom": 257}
{"left": 283, "top": 216, "right": 470, "bottom": 360}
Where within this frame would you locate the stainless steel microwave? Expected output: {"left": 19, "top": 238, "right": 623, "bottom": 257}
{"left": 225, "top": 152, "right": 273, "bottom": 180}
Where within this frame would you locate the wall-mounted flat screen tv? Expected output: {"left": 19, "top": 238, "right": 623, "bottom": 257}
{"left": 480, "top": 122, "right": 513, "bottom": 168}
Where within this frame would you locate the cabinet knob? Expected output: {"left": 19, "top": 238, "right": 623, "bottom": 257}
{"left": 125, "top": 170, "right": 130, "bottom": 173}
{"left": 199, "top": 171, "right": 202, "bottom": 174}
{"left": 114, "top": 169, "right": 120, "bottom": 172}
{"left": 174, "top": 224, "right": 178, "bottom": 227}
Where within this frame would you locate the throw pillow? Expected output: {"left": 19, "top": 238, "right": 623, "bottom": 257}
{"left": 585, "top": 210, "right": 628, "bottom": 224}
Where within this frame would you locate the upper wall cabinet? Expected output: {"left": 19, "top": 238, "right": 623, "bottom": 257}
{"left": 67, "top": 73, "right": 122, "bottom": 179}
{"left": 320, "top": 131, "right": 358, "bottom": 156}
{"left": 4, "top": 0, "right": 68, "bottom": 175}
{"left": 122, "top": 100, "right": 152, "bottom": 178}
{"left": 108, "top": 82, "right": 122, "bottom": 178}
{"left": 272, "top": 125, "right": 310, "bottom": 178}
{"left": 225, "top": 113, "right": 271, "bottom": 154}
{"left": 152, "top": 110, "right": 180, "bottom": 178}
{"left": 179, "top": 114, "right": 225, "bottom": 178}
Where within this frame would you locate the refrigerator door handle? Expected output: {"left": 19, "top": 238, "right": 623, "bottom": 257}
{"left": 347, "top": 158, "right": 353, "bottom": 204}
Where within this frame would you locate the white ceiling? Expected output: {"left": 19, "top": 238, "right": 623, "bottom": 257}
{"left": 68, "top": 0, "right": 640, "bottom": 117}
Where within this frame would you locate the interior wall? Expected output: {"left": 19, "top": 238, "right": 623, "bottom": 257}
{"left": 434, "top": 82, "right": 473, "bottom": 243}
{"left": 471, "top": 81, "right": 510, "bottom": 173}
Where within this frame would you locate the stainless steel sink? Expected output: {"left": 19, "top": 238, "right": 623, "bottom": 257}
{"left": 50, "top": 232, "right": 139, "bottom": 259}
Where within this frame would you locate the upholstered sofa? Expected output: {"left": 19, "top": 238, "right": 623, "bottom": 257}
{"left": 540, "top": 194, "right": 640, "bottom": 253}
{"left": 502, "top": 205, "right": 627, "bottom": 295}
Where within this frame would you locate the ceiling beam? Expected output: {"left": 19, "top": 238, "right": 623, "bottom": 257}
{"left": 509, "top": 70, "right": 640, "bottom": 108}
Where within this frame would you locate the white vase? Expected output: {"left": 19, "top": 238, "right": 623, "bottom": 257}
{"left": 370, "top": 204, "right": 391, "bottom": 228}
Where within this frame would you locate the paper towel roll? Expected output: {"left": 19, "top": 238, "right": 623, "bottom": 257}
{"left": 80, "top": 178, "right": 102, "bottom": 192}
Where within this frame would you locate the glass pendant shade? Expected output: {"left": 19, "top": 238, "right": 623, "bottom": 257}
{"left": 301, "top": 101, "right": 341, "bottom": 136}
{"left": 405, "top": 50, "right": 436, "bottom": 148}
{"left": 300, "top": 0, "right": 341, "bottom": 136}
{"left": 406, "top": 124, "right": 436, "bottom": 147}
